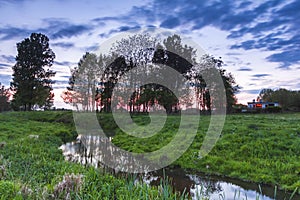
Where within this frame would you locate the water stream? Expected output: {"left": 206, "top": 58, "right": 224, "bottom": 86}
{"left": 59, "top": 137, "right": 299, "bottom": 200}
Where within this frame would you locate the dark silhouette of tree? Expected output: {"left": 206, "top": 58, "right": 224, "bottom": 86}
{"left": 11, "top": 33, "right": 55, "bottom": 111}
{"left": 62, "top": 53, "right": 114, "bottom": 112}
{"left": 0, "top": 83, "right": 11, "bottom": 112}
{"left": 65, "top": 34, "right": 239, "bottom": 114}
{"left": 219, "top": 68, "right": 240, "bottom": 113}
{"left": 259, "top": 88, "right": 274, "bottom": 102}
{"left": 63, "top": 52, "right": 99, "bottom": 111}
{"left": 189, "top": 55, "right": 239, "bottom": 113}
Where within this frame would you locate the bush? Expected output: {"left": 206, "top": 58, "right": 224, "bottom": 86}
{"left": 265, "top": 106, "right": 282, "bottom": 113}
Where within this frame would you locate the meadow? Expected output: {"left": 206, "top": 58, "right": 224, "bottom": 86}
{"left": 0, "top": 111, "right": 299, "bottom": 199}
{"left": 111, "top": 113, "right": 300, "bottom": 193}
{"left": 0, "top": 111, "right": 185, "bottom": 199}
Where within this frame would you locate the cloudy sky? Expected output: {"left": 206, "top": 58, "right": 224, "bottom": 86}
{"left": 0, "top": 0, "right": 299, "bottom": 108}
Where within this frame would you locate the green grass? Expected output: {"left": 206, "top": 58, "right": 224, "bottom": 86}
{"left": 0, "top": 111, "right": 186, "bottom": 199}
{"left": 0, "top": 111, "right": 299, "bottom": 199}
{"left": 111, "top": 113, "right": 300, "bottom": 194}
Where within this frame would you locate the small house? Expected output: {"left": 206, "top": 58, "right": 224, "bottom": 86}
{"left": 247, "top": 99, "right": 279, "bottom": 109}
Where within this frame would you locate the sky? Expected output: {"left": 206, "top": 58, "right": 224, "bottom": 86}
{"left": 0, "top": 0, "right": 299, "bottom": 108}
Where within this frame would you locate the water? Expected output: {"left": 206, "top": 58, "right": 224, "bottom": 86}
{"left": 60, "top": 137, "right": 299, "bottom": 200}
{"left": 145, "top": 168, "right": 298, "bottom": 200}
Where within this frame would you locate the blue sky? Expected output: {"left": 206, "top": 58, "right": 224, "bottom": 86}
{"left": 0, "top": 0, "right": 299, "bottom": 108}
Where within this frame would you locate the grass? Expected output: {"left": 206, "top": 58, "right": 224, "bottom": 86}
{"left": 0, "top": 111, "right": 186, "bottom": 199}
{"left": 111, "top": 113, "right": 300, "bottom": 194}
{"left": 0, "top": 111, "right": 299, "bottom": 199}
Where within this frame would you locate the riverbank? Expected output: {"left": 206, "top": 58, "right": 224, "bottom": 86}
{"left": 0, "top": 111, "right": 184, "bottom": 199}
{"left": 110, "top": 112, "right": 300, "bottom": 194}
{"left": 0, "top": 111, "right": 299, "bottom": 199}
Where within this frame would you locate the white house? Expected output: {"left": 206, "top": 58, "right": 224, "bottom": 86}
{"left": 247, "top": 100, "right": 279, "bottom": 109}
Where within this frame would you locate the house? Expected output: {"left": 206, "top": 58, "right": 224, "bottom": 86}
{"left": 247, "top": 99, "right": 279, "bottom": 109}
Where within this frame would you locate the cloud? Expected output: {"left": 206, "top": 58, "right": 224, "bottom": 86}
{"left": 54, "top": 61, "right": 75, "bottom": 66}
{"left": 237, "top": 67, "right": 252, "bottom": 71}
{"left": 92, "top": 16, "right": 121, "bottom": 23}
{"left": 0, "top": 55, "right": 15, "bottom": 63}
{"left": 252, "top": 74, "right": 271, "bottom": 78}
{"left": 0, "top": 63, "right": 11, "bottom": 71}
{"left": 243, "top": 89, "right": 261, "bottom": 95}
{"left": 52, "top": 42, "right": 75, "bottom": 49}
{"left": 266, "top": 50, "right": 300, "bottom": 69}
{"left": 0, "top": 63, "right": 10, "bottom": 67}
{"left": 0, "top": 26, "right": 33, "bottom": 40}
{"left": 83, "top": 44, "right": 100, "bottom": 52}
{"left": 51, "top": 24, "right": 92, "bottom": 39}
{"left": 116, "top": 0, "right": 300, "bottom": 68}
{"left": 0, "top": 74, "right": 12, "bottom": 86}
{"left": 60, "top": 75, "right": 71, "bottom": 79}
{"left": 160, "top": 17, "right": 180, "bottom": 29}
{"left": 99, "top": 25, "right": 142, "bottom": 38}
{"left": 0, "top": 18, "right": 94, "bottom": 42}
{"left": 53, "top": 80, "right": 69, "bottom": 89}
{"left": 53, "top": 80, "right": 69, "bottom": 85}
{"left": 225, "top": 0, "right": 300, "bottom": 67}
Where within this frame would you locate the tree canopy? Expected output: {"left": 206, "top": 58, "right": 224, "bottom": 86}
{"left": 11, "top": 33, "right": 56, "bottom": 111}
{"left": 64, "top": 34, "right": 239, "bottom": 113}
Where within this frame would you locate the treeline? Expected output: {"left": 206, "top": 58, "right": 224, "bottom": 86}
{"left": 61, "top": 34, "right": 239, "bottom": 113}
{"left": 0, "top": 32, "right": 240, "bottom": 113}
{"left": 259, "top": 88, "right": 300, "bottom": 111}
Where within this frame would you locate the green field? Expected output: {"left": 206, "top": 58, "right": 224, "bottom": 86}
{"left": 0, "top": 111, "right": 185, "bottom": 199}
{"left": 112, "top": 113, "right": 300, "bottom": 192}
{"left": 0, "top": 111, "right": 299, "bottom": 199}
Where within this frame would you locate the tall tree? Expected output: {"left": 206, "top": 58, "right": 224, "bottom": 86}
{"left": 190, "top": 55, "right": 239, "bottom": 113}
{"left": 11, "top": 33, "right": 55, "bottom": 111}
{"left": 0, "top": 83, "right": 11, "bottom": 112}
{"left": 109, "top": 33, "right": 159, "bottom": 113}
{"left": 62, "top": 53, "right": 112, "bottom": 111}
{"left": 65, "top": 52, "right": 99, "bottom": 111}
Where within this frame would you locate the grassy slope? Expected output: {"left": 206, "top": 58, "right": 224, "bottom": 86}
{"left": 0, "top": 111, "right": 184, "bottom": 199}
{"left": 112, "top": 113, "right": 300, "bottom": 193}
{"left": 1, "top": 111, "right": 299, "bottom": 198}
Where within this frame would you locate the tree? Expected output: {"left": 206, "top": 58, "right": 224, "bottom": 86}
{"left": 62, "top": 53, "right": 112, "bottom": 111}
{"left": 0, "top": 83, "right": 11, "bottom": 112}
{"left": 109, "top": 33, "right": 160, "bottom": 113}
{"left": 259, "top": 88, "right": 274, "bottom": 102}
{"left": 66, "top": 34, "right": 239, "bottom": 114}
{"left": 189, "top": 55, "right": 239, "bottom": 113}
{"left": 219, "top": 68, "right": 240, "bottom": 113}
{"left": 259, "top": 88, "right": 300, "bottom": 111}
{"left": 64, "top": 52, "right": 99, "bottom": 111}
{"left": 11, "top": 33, "right": 55, "bottom": 111}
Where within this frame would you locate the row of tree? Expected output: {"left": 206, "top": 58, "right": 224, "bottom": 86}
{"left": 0, "top": 32, "right": 239, "bottom": 113}
{"left": 61, "top": 34, "right": 239, "bottom": 113}
{"left": 259, "top": 88, "right": 300, "bottom": 111}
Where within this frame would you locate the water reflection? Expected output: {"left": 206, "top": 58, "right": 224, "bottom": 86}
{"left": 60, "top": 137, "right": 299, "bottom": 200}
{"left": 189, "top": 175, "right": 271, "bottom": 200}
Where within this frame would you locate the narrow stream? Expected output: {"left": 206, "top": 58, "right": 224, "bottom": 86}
{"left": 60, "top": 137, "right": 299, "bottom": 200}
{"left": 146, "top": 168, "right": 298, "bottom": 200}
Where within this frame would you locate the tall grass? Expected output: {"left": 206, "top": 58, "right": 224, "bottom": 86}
{"left": 0, "top": 111, "right": 187, "bottom": 199}
{"left": 0, "top": 111, "right": 299, "bottom": 199}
